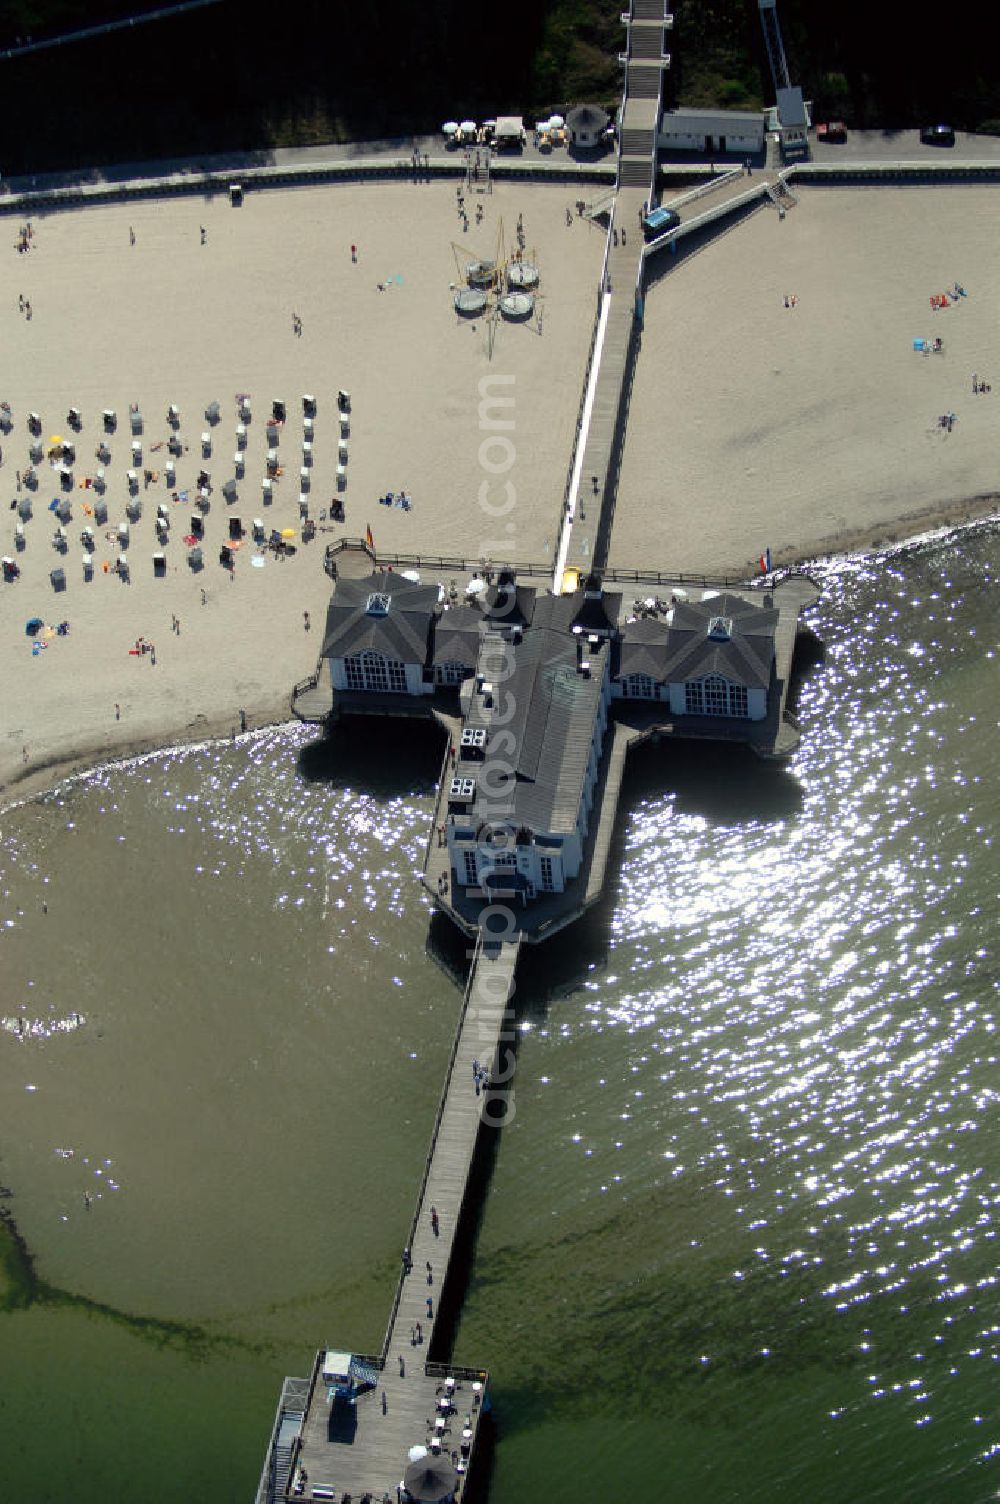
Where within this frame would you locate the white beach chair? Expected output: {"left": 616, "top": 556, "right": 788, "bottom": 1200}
{"left": 236, "top": 423, "right": 247, "bottom": 449}
{"left": 82, "top": 553, "right": 94, "bottom": 579}
{"left": 131, "top": 440, "right": 142, "bottom": 464}
{"left": 117, "top": 554, "right": 129, "bottom": 579}
{"left": 201, "top": 432, "right": 212, "bottom": 458}
{"left": 94, "top": 467, "right": 106, "bottom": 493}
{"left": 302, "top": 442, "right": 313, "bottom": 466}
{"left": 303, "top": 417, "right": 314, "bottom": 441}
{"left": 234, "top": 453, "right": 245, "bottom": 478}
{"left": 262, "top": 478, "right": 272, "bottom": 504}
{"left": 118, "top": 522, "right": 130, "bottom": 548}
{"left": 299, "top": 468, "right": 310, "bottom": 491}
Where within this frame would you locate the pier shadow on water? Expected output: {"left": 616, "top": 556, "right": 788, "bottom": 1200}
{"left": 295, "top": 717, "right": 445, "bottom": 798}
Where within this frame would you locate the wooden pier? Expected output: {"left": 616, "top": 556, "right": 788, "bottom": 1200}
{"left": 256, "top": 935, "right": 519, "bottom": 1504}
{"left": 259, "top": 5, "right": 828, "bottom": 1499}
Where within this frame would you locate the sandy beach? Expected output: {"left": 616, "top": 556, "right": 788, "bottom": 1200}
{"left": 5, "top": 175, "right": 1000, "bottom": 805}
{"left": 613, "top": 184, "right": 1000, "bottom": 575}
{"left": 1, "top": 179, "right": 605, "bottom": 803}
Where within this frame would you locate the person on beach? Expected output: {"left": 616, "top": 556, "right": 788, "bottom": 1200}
{"left": 200, "top": 226, "right": 207, "bottom": 244}
{"left": 129, "top": 227, "right": 135, "bottom": 245}
{"left": 430, "top": 1205, "right": 439, "bottom": 1236}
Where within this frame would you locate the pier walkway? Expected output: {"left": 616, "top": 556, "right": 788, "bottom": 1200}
{"left": 257, "top": 935, "right": 518, "bottom": 1504}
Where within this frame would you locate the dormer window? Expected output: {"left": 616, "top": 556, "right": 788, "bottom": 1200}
{"left": 366, "top": 592, "right": 391, "bottom": 616}
{"left": 707, "top": 614, "right": 733, "bottom": 641}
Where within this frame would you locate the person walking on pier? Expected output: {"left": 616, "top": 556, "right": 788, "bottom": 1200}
{"left": 430, "top": 1206, "right": 440, "bottom": 1236}
{"left": 426, "top": 1296, "right": 434, "bottom": 1318}
{"left": 426, "top": 1261, "right": 433, "bottom": 1284}
{"left": 402, "top": 1246, "right": 412, "bottom": 1274}
{"left": 398, "top": 1355, "right": 405, "bottom": 1377}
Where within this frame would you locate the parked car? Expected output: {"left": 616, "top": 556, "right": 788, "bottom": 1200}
{"left": 642, "top": 206, "right": 680, "bottom": 239}
{"left": 920, "top": 124, "right": 955, "bottom": 146}
{"left": 815, "top": 121, "right": 848, "bottom": 142}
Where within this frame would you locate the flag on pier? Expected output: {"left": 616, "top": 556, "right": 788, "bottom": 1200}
{"left": 365, "top": 524, "right": 375, "bottom": 554}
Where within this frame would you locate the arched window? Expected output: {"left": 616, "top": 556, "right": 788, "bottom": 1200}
{"left": 685, "top": 674, "right": 748, "bottom": 718}
{"left": 623, "top": 673, "right": 658, "bottom": 699}
{"left": 435, "top": 661, "right": 467, "bottom": 686}
{"left": 344, "top": 650, "right": 408, "bottom": 693}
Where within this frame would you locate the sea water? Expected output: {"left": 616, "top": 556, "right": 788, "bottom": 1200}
{"left": 1, "top": 527, "right": 997, "bottom": 1502}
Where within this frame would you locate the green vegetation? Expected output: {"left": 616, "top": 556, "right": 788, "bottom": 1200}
{"left": 0, "top": 3, "right": 996, "bottom": 179}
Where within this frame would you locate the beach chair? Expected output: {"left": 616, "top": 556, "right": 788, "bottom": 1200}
{"left": 103, "top": 409, "right": 117, "bottom": 433}
{"left": 238, "top": 396, "right": 251, "bottom": 422}
{"left": 262, "top": 478, "right": 273, "bottom": 504}
{"left": 67, "top": 407, "right": 82, "bottom": 430}
{"left": 205, "top": 400, "right": 221, "bottom": 426}
{"left": 252, "top": 518, "right": 265, "bottom": 541}
{"left": 29, "top": 441, "right": 43, "bottom": 464}
{"left": 302, "top": 442, "right": 313, "bottom": 466}
{"left": 127, "top": 469, "right": 139, "bottom": 495}
{"left": 339, "top": 413, "right": 350, "bottom": 437}
{"left": 299, "top": 495, "right": 309, "bottom": 517}
{"left": 14, "top": 521, "right": 25, "bottom": 548}
{"left": 303, "top": 417, "right": 314, "bottom": 442}
{"left": 94, "top": 467, "right": 106, "bottom": 493}
{"left": 165, "top": 461, "right": 176, "bottom": 486}
{"left": 168, "top": 404, "right": 181, "bottom": 426}
{"left": 299, "top": 468, "right": 311, "bottom": 491}
{"left": 28, "top": 411, "right": 42, "bottom": 435}
{"left": 338, "top": 440, "right": 348, "bottom": 462}
{"left": 336, "top": 465, "right": 346, "bottom": 489}
{"left": 117, "top": 554, "right": 129, "bottom": 579}
{"left": 188, "top": 545, "right": 203, "bottom": 570}
{"left": 93, "top": 498, "right": 108, "bottom": 525}
{"left": 222, "top": 479, "right": 237, "bottom": 502}
{"left": 129, "top": 408, "right": 142, "bottom": 436}
{"left": 132, "top": 440, "right": 142, "bottom": 464}
{"left": 82, "top": 553, "right": 94, "bottom": 579}
{"left": 234, "top": 453, "right": 245, "bottom": 478}
{"left": 236, "top": 423, "right": 247, "bottom": 449}
{"left": 201, "top": 432, "right": 212, "bottom": 458}
{"left": 50, "top": 566, "right": 66, "bottom": 591}
{"left": 118, "top": 522, "right": 130, "bottom": 548}
{"left": 302, "top": 394, "right": 316, "bottom": 417}
{"left": 152, "top": 552, "right": 167, "bottom": 577}
{"left": 82, "top": 526, "right": 95, "bottom": 549}
{"left": 337, "top": 390, "right": 351, "bottom": 412}
{"left": 54, "top": 525, "right": 68, "bottom": 551}
{"left": 18, "top": 497, "right": 32, "bottom": 520}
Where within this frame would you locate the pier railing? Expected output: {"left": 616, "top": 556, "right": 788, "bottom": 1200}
{"left": 380, "top": 928, "right": 489, "bottom": 1361}
{"left": 323, "top": 539, "right": 553, "bottom": 579}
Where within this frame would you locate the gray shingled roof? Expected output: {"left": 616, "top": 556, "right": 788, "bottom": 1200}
{"left": 661, "top": 593, "right": 777, "bottom": 689}
{"left": 483, "top": 579, "right": 536, "bottom": 629}
{"left": 431, "top": 604, "right": 483, "bottom": 670}
{"left": 320, "top": 570, "right": 439, "bottom": 665}
{"left": 567, "top": 104, "right": 609, "bottom": 130}
{"left": 466, "top": 599, "right": 608, "bottom": 833}
{"left": 618, "top": 617, "right": 671, "bottom": 680}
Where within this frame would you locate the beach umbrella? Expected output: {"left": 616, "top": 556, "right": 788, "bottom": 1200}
{"left": 403, "top": 1452, "right": 458, "bottom": 1502}
{"left": 465, "top": 578, "right": 487, "bottom": 598}
{"left": 442, "top": 122, "right": 459, "bottom": 136}
{"left": 408, "top": 1445, "right": 429, "bottom": 1464}
{"left": 401, "top": 569, "right": 420, "bottom": 582}
{"left": 280, "top": 527, "right": 297, "bottom": 539}
{"left": 25, "top": 617, "right": 44, "bottom": 636}
{"left": 460, "top": 119, "right": 477, "bottom": 134}
{"left": 48, "top": 434, "right": 64, "bottom": 446}
{"left": 671, "top": 586, "right": 689, "bottom": 600}
{"left": 548, "top": 114, "right": 565, "bottom": 129}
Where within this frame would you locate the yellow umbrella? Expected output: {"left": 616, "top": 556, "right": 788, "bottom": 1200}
{"left": 48, "top": 434, "right": 64, "bottom": 445}
{"left": 281, "top": 527, "right": 297, "bottom": 539}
